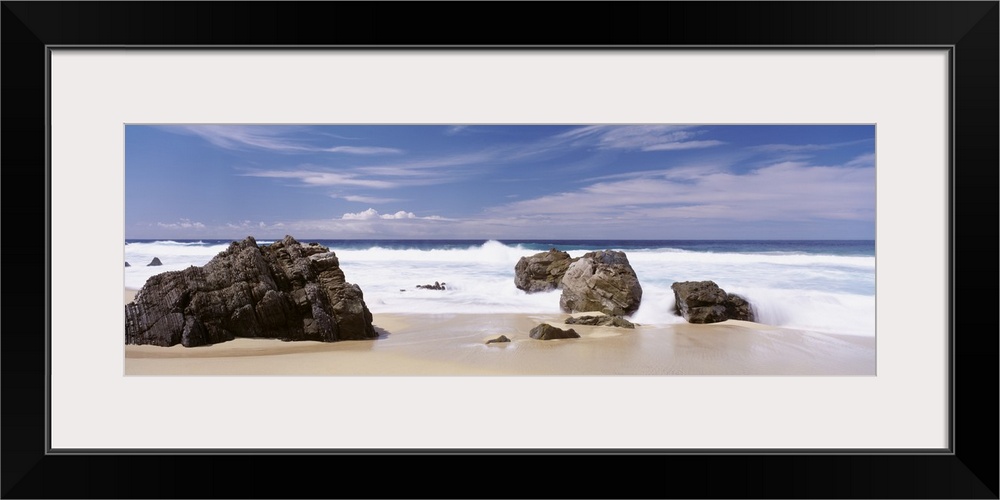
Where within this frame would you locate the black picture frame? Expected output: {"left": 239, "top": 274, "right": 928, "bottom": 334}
{"left": 3, "top": 2, "right": 997, "bottom": 498}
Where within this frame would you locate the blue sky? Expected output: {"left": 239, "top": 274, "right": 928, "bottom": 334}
{"left": 125, "top": 124, "right": 875, "bottom": 240}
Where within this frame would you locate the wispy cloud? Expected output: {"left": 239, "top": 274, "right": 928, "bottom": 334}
{"left": 157, "top": 218, "right": 205, "bottom": 229}
{"left": 581, "top": 162, "right": 732, "bottom": 184}
{"left": 844, "top": 153, "right": 875, "bottom": 168}
{"left": 173, "top": 125, "right": 402, "bottom": 155}
{"left": 356, "top": 150, "right": 505, "bottom": 177}
{"left": 241, "top": 169, "right": 398, "bottom": 189}
{"left": 323, "top": 146, "right": 401, "bottom": 155}
{"left": 491, "top": 154, "right": 875, "bottom": 223}
{"left": 246, "top": 126, "right": 724, "bottom": 192}
{"left": 333, "top": 194, "right": 403, "bottom": 204}
{"left": 643, "top": 140, "right": 725, "bottom": 151}
{"left": 242, "top": 151, "right": 485, "bottom": 194}
{"left": 751, "top": 138, "right": 874, "bottom": 153}
{"left": 318, "top": 132, "right": 361, "bottom": 141}
{"left": 314, "top": 126, "right": 728, "bottom": 191}
{"left": 554, "top": 125, "right": 724, "bottom": 152}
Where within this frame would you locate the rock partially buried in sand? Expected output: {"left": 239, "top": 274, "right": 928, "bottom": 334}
{"left": 125, "top": 235, "right": 376, "bottom": 347}
{"left": 559, "top": 250, "right": 642, "bottom": 316}
{"left": 671, "top": 280, "right": 755, "bottom": 324}
{"left": 514, "top": 248, "right": 575, "bottom": 293}
{"left": 125, "top": 262, "right": 131, "bottom": 267}
{"left": 529, "top": 323, "right": 580, "bottom": 340}
{"left": 486, "top": 335, "right": 511, "bottom": 344}
{"left": 565, "top": 315, "right": 635, "bottom": 329}
{"left": 147, "top": 257, "right": 162, "bottom": 266}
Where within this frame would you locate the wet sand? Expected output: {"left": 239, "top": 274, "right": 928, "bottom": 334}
{"left": 125, "top": 289, "right": 875, "bottom": 376}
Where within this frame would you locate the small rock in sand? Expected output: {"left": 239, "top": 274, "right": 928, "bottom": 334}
{"left": 529, "top": 323, "right": 580, "bottom": 340}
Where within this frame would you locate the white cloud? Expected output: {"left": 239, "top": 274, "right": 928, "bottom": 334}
{"left": 492, "top": 157, "right": 875, "bottom": 223}
{"left": 751, "top": 138, "right": 874, "bottom": 153}
{"left": 322, "top": 146, "right": 401, "bottom": 155}
{"left": 251, "top": 126, "right": 721, "bottom": 196}
{"left": 357, "top": 150, "right": 503, "bottom": 177}
{"left": 172, "top": 125, "right": 401, "bottom": 155}
{"left": 157, "top": 218, "right": 205, "bottom": 229}
{"left": 580, "top": 156, "right": 747, "bottom": 185}
{"left": 341, "top": 208, "right": 435, "bottom": 220}
{"left": 318, "top": 131, "right": 361, "bottom": 141}
{"left": 341, "top": 208, "right": 381, "bottom": 220}
{"left": 554, "top": 125, "right": 724, "bottom": 152}
{"left": 752, "top": 143, "right": 834, "bottom": 152}
{"left": 643, "top": 140, "right": 725, "bottom": 151}
{"left": 350, "top": 126, "right": 716, "bottom": 181}
{"left": 242, "top": 170, "right": 397, "bottom": 189}
{"left": 224, "top": 220, "right": 281, "bottom": 230}
{"left": 844, "top": 153, "right": 875, "bottom": 168}
{"left": 381, "top": 210, "right": 417, "bottom": 220}
{"left": 333, "top": 194, "right": 403, "bottom": 204}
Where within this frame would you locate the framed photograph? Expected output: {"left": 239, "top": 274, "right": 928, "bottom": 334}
{"left": 121, "top": 122, "right": 879, "bottom": 378}
{"left": 5, "top": 2, "right": 996, "bottom": 498}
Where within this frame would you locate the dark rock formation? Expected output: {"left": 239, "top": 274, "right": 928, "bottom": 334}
{"left": 565, "top": 315, "right": 635, "bottom": 329}
{"left": 486, "top": 335, "right": 511, "bottom": 344}
{"left": 147, "top": 257, "right": 162, "bottom": 266}
{"left": 558, "top": 250, "right": 642, "bottom": 316}
{"left": 529, "top": 323, "right": 580, "bottom": 340}
{"left": 671, "top": 281, "right": 755, "bottom": 324}
{"left": 514, "top": 248, "right": 575, "bottom": 292}
{"left": 724, "top": 293, "right": 755, "bottom": 322}
{"left": 125, "top": 262, "right": 131, "bottom": 267}
{"left": 416, "top": 281, "right": 446, "bottom": 290}
{"left": 125, "top": 235, "right": 376, "bottom": 347}
{"left": 671, "top": 281, "right": 727, "bottom": 323}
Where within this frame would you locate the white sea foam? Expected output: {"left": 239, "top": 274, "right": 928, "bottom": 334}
{"left": 124, "top": 241, "right": 232, "bottom": 290}
{"left": 626, "top": 248, "right": 874, "bottom": 269}
{"left": 332, "top": 240, "right": 531, "bottom": 264}
{"left": 124, "top": 239, "right": 876, "bottom": 336}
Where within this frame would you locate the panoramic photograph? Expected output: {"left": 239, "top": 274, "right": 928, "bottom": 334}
{"left": 124, "top": 124, "right": 876, "bottom": 375}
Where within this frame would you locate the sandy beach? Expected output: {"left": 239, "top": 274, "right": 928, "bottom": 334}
{"left": 124, "top": 288, "right": 875, "bottom": 376}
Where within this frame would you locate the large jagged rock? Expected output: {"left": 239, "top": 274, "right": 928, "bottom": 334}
{"left": 125, "top": 235, "right": 376, "bottom": 347}
{"left": 558, "top": 250, "right": 642, "bottom": 316}
{"left": 671, "top": 281, "right": 755, "bottom": 324}
{"left": 529, "top": 323, "right": 580, "bottom": 340}
{"left": 514, "top": 248, "right": 575, "bottom": 292}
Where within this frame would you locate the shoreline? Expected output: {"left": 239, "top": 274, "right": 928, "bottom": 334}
{"left": 125, "top": 289, "right": 875, "bottom": 376}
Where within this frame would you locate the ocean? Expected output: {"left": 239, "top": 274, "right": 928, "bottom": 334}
{"left": 124, "top": 239, "right": 876, "bottom": 337}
